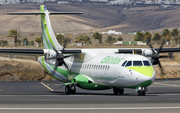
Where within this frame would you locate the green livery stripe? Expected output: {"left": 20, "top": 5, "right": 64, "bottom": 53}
{"left": 42, "top": 22, "right": 51, "bottom": 49}
{"left": 49, "top": 65, "right": 69, "bottom": 78}
{"left": 127, "top": 80, "right": 152, "bottom": 88}
{"left": 126, "top": 66, "right": 154, "bottom": 77}
{"left": 41, "top": 57, "right": 66, "bottom": 82}
{"left": 75, "top": 74, "right": 110, "bottom": 90}
{"left": 43, "top": 18, "right": 56, "bottom": 49}
{"left": 41, "top": 15, "right": 51, "bottom": 49}
{"left": 40, "top": 5, "right": 56, "bottom": 49}
{"left": 40, "top": 5, "right": 44, "bottom": 12}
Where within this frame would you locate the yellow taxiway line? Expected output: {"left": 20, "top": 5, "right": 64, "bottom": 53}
{"left": 41, "top": 82, "right": 54, "bottom": 91}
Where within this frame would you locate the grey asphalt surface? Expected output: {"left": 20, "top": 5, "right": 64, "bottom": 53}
{"left": 0, "top": 80, "right": 180, "bottom": 113}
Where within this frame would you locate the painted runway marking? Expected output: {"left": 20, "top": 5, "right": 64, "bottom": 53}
{"left": 47, "top": 84, "right": 61, "bottom": 86}
{"left": 154, "top": 82, "right": 180, "bottom": 87}
{"left": 41, "top": 82, "right": 54, "bottom": 91}
{"left": 1, "top": 107, "right": 180, "bottom": 110}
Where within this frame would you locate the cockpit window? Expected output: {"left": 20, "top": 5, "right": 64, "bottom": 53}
{"left": 133, "top": 61, "right": 143, "bottom": 66}
{"left": 125, "top": 61, "right": 132, "bottom": 67}
{"left": 143, "top": 61, "right": 151, "bottom": 66}
{"left": 121, "top": 61, "right": 127, "bottom": 67}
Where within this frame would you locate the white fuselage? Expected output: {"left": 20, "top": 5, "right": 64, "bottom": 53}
{"left": 39, "top": 49, "right": 156, "bottom": 88}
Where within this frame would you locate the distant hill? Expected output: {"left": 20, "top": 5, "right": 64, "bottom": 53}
{"left": 0, "top": 3, "right": 180, "bottom": 34}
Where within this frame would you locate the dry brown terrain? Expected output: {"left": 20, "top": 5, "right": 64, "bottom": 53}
{"left": 0, "top": 57, "right": 51, "bottom": 81}
{"left": 1, "top": 3, "right": 180, "bottom": 34}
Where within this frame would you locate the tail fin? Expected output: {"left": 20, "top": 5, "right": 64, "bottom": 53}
{"left": 6, "top": 5, "right": 82, "bottom": 50}
{"left": 40, "top": 5, "right": 62, "bottom": 49}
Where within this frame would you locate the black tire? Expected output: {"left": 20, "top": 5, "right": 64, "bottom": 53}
{"left": 141, "top": 91, "right": 146, "bottom": 96}
{"left": 65, "top": 85, "right": 71, "bottom": 95}
{"left": 71, "top": 84, "right": 76, "bottom": 94}
{"left": 137, "top": 91, "right": 142, "bottom": 96}
{"left": 113, "top": 88, "right": 118, "bottom": 95}
{"left": 119, "top": 88, "right": 124, "bottom": 95}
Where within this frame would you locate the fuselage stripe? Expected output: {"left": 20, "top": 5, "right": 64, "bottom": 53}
{"left": 44, "top": 59, "right": 69, "bottom": 82}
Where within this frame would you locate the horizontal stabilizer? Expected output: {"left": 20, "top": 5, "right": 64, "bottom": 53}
{"left": 49, "top": 12, "right": 83, "bottom": 15}
{"left": 5, "top": 12, "right": 83, "bottom": 15}
{"left": 5, "top": 12, "right": 44, "bottom": 15}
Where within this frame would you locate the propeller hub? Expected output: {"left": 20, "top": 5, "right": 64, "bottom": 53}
{"left": 46, "top": 39, "right": 73, "bottom": 72}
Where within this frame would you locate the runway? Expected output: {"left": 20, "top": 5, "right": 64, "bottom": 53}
{"left": 0, "top": 80, "right": 180, "bottom": 113}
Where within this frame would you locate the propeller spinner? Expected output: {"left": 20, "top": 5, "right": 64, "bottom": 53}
{"left": 46, "top": 39, "right": 73, "bottom": 72}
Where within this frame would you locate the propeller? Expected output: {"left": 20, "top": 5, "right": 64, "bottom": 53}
{"left": 146, "top": 38, "right": 169, "bottom": 75}
{"left": 47, "top": 39, "right": 73, "bottom": 72}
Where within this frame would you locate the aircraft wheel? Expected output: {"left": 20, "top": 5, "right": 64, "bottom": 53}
{"left": 71, "top": 84, "right": 76, "bottom": 94}
{"left": 141, "top": 91, "right": 146, "bottom": 96}
{"left": 137, "top": 91, "right": 142, "bottom": 96}
{"left": 119, "top": 88, "right": 124, "bottom": 95}
{"left": 65, "top": 85, "right": 71, "bottom": 95}
{"left": 113, "top": 88, "right": 118, "bottom": 95}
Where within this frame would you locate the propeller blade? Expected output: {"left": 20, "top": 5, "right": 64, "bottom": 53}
{"left": 156, "top": 59, "right": 164, "bottom": 75}
{"left": 49, "top": 42, "right": 59, "bottom": 55}
{"left": 158, "top": 39, "right": 165, "bottom": 54}
{"left": 62, "top": 60, "right": 69, "bottom": 71}
{"left": 54, "top": 61, "right": 59, "bottom": 72}
{"left": 147, "top": 38, "right": 155, "bottom": 54}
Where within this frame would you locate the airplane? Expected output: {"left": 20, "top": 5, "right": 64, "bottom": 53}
{"left": 1, "top": 5, "right": 180, "bottom": 96}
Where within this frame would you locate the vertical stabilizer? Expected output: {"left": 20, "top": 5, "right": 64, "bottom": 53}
{"left": 40, "top": 5, "right": 63, "bottom": 50}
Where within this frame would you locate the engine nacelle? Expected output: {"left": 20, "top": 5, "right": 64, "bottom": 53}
{"left": 143, "top": 49, "right": 153, "bottom": 56}
{"left": 143, "top": 49, "right": 159, "bottom": 65}
{"left": 45, "top": 49, "right": 60, "bottom": 65}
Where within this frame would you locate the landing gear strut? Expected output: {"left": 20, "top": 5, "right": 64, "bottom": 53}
{"left": 137, "top": 87, "right": 146, "bottom": 96}
{"left": 70, "top": 84, "right": 76, "bottom": 94}
{"left": 113, "top": 88, "right": 124, "bottom": 95}
{"left": 65, "top": 84, "right": 76, "bottom": 95}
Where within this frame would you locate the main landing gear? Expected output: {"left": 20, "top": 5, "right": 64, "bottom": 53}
{"left": 113, "top": 88, "right": 124, "bottom": 95}
{"left": 65, "top": 84, "right": 76, "bottom": 95}
{"left": 137, "top": 87, "right": 146, "bottom": 96}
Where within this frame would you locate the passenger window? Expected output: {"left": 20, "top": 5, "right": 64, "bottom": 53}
{"left": 121, "top": 61, "right": 127, "bottom": 67}
{"left": 133, "top": 61, "right": 143, "bottom": 66}
{"left": 125, "top": 61, "right": 132, "bottom": 67}
{"left": 143, "top": 61, "right": 151, "bottom": 66}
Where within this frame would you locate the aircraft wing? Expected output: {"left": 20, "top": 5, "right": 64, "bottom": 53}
{"left": 154, "top": 48, "right": 180, "bottom": 53}
{"left": 118, "top": 47, "right": 180, "bottom": 54}
{"left": 0, "top": 49, "right": 82, "bottom": 55}
{"left": 0, "top": 49, "right": 44, "bottom": 55}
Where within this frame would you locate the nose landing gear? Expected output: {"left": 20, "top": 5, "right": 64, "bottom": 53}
{"left": 137, "top": 87, "right": 147, "bottom": 96}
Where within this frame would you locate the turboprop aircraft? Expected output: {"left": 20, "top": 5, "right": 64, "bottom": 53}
{"left": 1, "top": 5, "right": 180, "bottom": 96}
